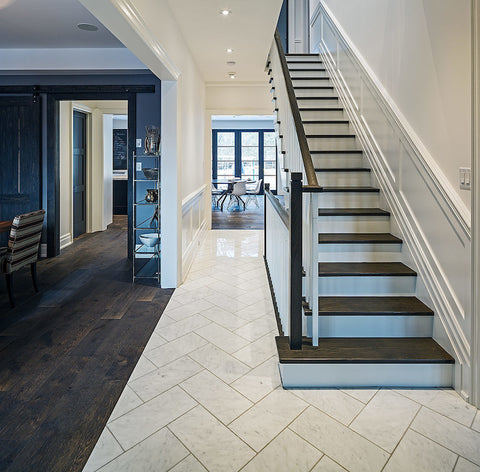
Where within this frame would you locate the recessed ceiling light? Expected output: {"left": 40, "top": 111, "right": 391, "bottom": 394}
{"left": 77, "top": 23, "right": 99, "bottom": 32}
{"left": 220, "top": 9, "right": 231, "bottom": 16}
{"left": 226, "top": 61, "right": 236, "bottom": 66}
{"left": 228, "top": 72, "right": 236, "bottom": 79}
{"left": 226, "top": 48, "right": 233, "bottom": 53}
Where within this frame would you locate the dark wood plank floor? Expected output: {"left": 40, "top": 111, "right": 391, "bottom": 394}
{"left": 212, "top": 198, "right": 264, "bottom": 230}
{"left": 0, "top": 216, "right": 173, "bottom": 472}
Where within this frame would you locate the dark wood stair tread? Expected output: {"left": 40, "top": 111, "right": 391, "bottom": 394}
{"left": 318, "top": 208, "right": 390, "bottom": 216}
{"left": 289, "top": 68, "right": 327, "bottom": 71}
{"left": 276, "top": 336, "right": 454, "bottom": 364}
{"left": 319, "top": 233, "right": 400, "bottom": 243}
{"left": 302, "top": 119, "right": 349, "bottom": 123}
{"left": 310, "top": 150, "right": 362, "bottom": 154}
{"left": 292, "top": 77, "right": 331, "bottom": 80}
{"left": 304, "top": 296, "right": 432, "bottom": 316}
{"left": 315, "top": 168, "right": 370, "bottom": 173}
{"left": 307, "top": 134, "right": 355, "bottom": 138}
{"left": 322, "top": 187, "right": 379, "bottom": 193}
{"left": 294, "top": 86, "right": 335, "bottom": 90}
{"left": 298, "top": 97, "right": 339, "bottom": 100}
{"left": 299, "top": 107, "right": 343, "bottom": 111}
{"left": 318, "top": 262, "right": 416, "bottom": 277}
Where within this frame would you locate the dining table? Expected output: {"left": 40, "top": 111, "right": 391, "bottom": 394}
{"left": 0, "top": 221, "right": 11, "bottom": 234}
{"left": 211, "top": 179, "right": 257, "bottom": 211}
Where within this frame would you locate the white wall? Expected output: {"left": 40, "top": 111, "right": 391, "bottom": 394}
{"left": 212, "top": 118, "right": 275, "bottom": 130}
{"left": 314, "top": 0, "right": 472, "bottom": 210}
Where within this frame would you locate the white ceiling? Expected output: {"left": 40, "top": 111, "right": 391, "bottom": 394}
{"left": 166, "top": 0, "right": 283, "bottom": 83}
{"left": 0, "top": 0, "right": 124, "bottom": 48}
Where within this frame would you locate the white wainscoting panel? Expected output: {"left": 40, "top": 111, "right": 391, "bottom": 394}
{"left": 311, "top": 1, "right": 472, "bottom": 398}
{"left": 181, "top": 184, "right": 207, "bottom": 281}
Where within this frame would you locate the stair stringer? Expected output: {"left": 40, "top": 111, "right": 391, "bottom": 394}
{"left": 314, "top": 3, "right": 471, "bottom": 399}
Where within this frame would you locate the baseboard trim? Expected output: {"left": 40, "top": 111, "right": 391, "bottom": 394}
{"left": 60, "top": 233, "right": 73, "bottom": 251}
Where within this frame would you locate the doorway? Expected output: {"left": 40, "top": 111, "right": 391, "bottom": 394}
{"left": 73, "top": 110, "right": 87, "bottom": 238}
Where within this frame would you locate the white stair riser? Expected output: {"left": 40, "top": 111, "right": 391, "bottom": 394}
{"left": 286, "top": 56, "right": 321, "bottom": 62}
{"left": 312, "top": 155, "right": 365, "bottom": 168}
{"left": 297, "top": 98, "right": 340, "bottom": 108}
{"left": 317, "top": 192, "right": 379, "bottom": 208}
{"left": 295, "top": 88, "right": 337, "bottom": 97}
{"left": 300, "top": 109, "right": 344, "bottom": 119}
{"left": 308, "top": 136, "right": 359, "bottom": 150}
{"left": 290, "top": 70, "right": 329, "bottom": 78}
{"left": 316, "top": 171, "right": 371, "bottom": 186}
{"left": 303, "top": 122, "right": 351, "bottom": 134}
{"left": 318, "top": 275, "right": 416, "bottom": 296}
{"left": 318, "top": 216, "right": 390, "bottom": 233}
{"left": 305, "top": 315, "right": 433, "bottom": 337}
{"left": 318, "top": 243, "right": 402, "bottom": 262}
{"left": 279, "top": 363, "right": 453, "bottom": 388}
{"left": 288, "top": 63, "right": 325, "bottom": 70}
{"left": 292, "top": 79, "right": 331, "bottom": 87}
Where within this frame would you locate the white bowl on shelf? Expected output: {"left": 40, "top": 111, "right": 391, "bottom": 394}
{"left": 139, "top": 233, "right": 160, "bottom": 247}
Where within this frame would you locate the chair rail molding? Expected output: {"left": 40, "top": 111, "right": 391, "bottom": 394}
{"left": 181, "top": 184, "right": 207, "bottom": 282}
{"left": 312, "top": 1, "right": 473, "bottom": 398}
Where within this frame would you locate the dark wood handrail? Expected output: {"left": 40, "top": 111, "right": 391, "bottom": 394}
{"left": 273, "top": 29, "right": 320, "bottom": 189}
{"left": 265, "top": 185, "right": 289, "bottom": 228}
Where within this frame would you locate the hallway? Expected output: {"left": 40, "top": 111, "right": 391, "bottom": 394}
{"left": 85, "top": 230, "right": 480, "bottom": 472}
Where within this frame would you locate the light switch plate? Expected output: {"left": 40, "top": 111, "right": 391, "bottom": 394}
{"left": 136, "top": 162, "right": 142, "bottom": 171}
{"left": 136, "top": 138, "right": 142, "bottom": 148}
{"left": 459, "top": 167, "right": 471, "bottom": 190}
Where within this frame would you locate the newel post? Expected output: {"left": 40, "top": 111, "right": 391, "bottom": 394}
{"left": 289, "top": 172, "right": 303, "bottom": 350}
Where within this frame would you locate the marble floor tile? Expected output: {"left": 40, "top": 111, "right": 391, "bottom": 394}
{"left": 169, "top": 405, "right": 255, "bottom": 472}
{"left": 107, "top": 386, "right": 143, "bottom": 423}
{"left": 395, "top": 388, "right": 477, "bottom": 426}
{"left": 97, "top": 427, "right": 188, "bottom": 472}
{"left": 383, "top": 429, "right": 457, "bottom": 472}
{"left": 290, "top": 406, "right": 389, "bottom": 472}
{"left": 144, "top": 332, "right": 208, "bottom": 368}
{"left": 83, "top": 428, "right": 123, "bottom": 472}
{"left": 158, "top": 314, "right": 211, "bottom": 342}
{"left": 234, "top": 316, "right": 278, "bottom": 342}
{"left": 231, "top": 357, "right": 281, "bottom": 403}
{"left": 232, "top": 332, "right": 277, "bottom": 368}
{"left": 350, "top": 390, "right": 420, "bottom": 452}
{"left": 241, "top": 428, "right": 322, "bottom": 472}
{"left": 108, "top": 386, "right": 196, "bottom": 450}
{"left": 234, "top": 303, "right": 274, "bottom": 322}
{"left": 292, "top": 388, "right": 365, "bottom": 425}
{"left": 164, "top": 298, "right": 214, "bottom": 321}
{"left": 340, "top": 388, "right": 378, "bottom": 404}
{"left": 199, "top": 305, "right": 249, "bottom": 330}
{"left": 129, "top": 356, "right": 203, "bottom": 402}
{"left": 241, "top": 297, "right": 275, "bottom": 313}
{"left": 169, "top": 454, "right": 208, "bottom": 472}
{"left": 311, "top": 456, "right": 348, "bottom": 472}
{"left": 180, "top": 369, "right": 253, "bottom": 424}
{"left": 171, "top": 285, "right": 218, "bottom": 305}
{"left": 189, "top": 343, "right": 250, "bottom": 384}
{"left": 154, "top": 314, "right": 177, "bottom": 330}
{"left": 195, "top": 322, "right": 251, "bottom": 354}
{"left": 472, "top": 411, "right": 480, "bottom": 432}
{"left": 127, "top": 355, "right": 157, "bottom": 382}
{"left": 411, "top": 407, "right": 480, "bottom": 466}
{"left": 204, "top": 292, "right": 249, "bottom": 313}
{"left": 142, "top": 332, "right": 167, "bottom": 352}
{"left": 455, "top": 458, "right": 480, "bottom": 472}
{"left": 229, "top": 388, "right": 308, "bottom": 451}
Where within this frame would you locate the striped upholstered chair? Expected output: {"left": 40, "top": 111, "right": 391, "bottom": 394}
{"left": 0, "top": 209, "right": 45, "bottom": 307}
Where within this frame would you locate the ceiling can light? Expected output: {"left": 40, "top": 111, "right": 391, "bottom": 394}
{"left": 220, "top": 9, "right": 231, "bottom": 16}
{"left": 228, "top": 72, "right": 236, "bottom": 79}
{"left": 226, "top": 48, "right": 233, "bottom": 53}
{"left": 77, "top": 23, "right": 99, "bottom": 32}
{"left": 226, "top": 61, "right": 236, "bottom": 66}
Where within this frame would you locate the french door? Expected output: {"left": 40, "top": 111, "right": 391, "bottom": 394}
{"left": 212, "top": 129, "right": 276, "bottom": 192}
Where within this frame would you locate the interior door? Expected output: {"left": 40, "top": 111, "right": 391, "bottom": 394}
{"left": 0, "top": 96, "right": 41, "bottom": 227}
{"left": 73, "top": 110, "right": 87, "bottom": 238}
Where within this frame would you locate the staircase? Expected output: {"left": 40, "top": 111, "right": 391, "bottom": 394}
{"left": 272, "top": 53, "right": 454, "bottom": 387}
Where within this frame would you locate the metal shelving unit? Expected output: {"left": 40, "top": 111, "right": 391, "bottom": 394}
{"left": 132, "top": 153, "right": 160, "bottom": 283}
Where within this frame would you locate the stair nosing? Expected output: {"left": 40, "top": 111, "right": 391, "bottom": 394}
{"left": 318, "top": 232, "right": 401, "bottom": 244}
{"left": 307, "top": 134, "right": 355, "bottom": 138}
{"left": 322, "top": 186, "right": 380, "bottom": 193}
{"left": 318, "top": 208, "right": 390, "bottom": 216}
{"left": 310, "top": 150, "right": 362, "bottom": 154}
{"left": 318, "top": 262, "right": 417, "bottom": 277}
{"left": 315, "top": 168, "right": 370, "bottom": 172}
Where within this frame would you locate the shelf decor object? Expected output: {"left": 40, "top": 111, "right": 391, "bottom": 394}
{"left": 133, "top": 147, "right": 161, "bottom": 283}
{"left": 144, "top": 125, "right": 160, "bottom": 156}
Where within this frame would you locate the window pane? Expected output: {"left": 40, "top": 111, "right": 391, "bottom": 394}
{"left": 241, "top": 132, "right": 258, "bottom": 146}
{"left": 264, "top": 147, "right": 276, "bottom": 161}
{"left": 264, "top": 175, "right": 276, "bottom": 190}
{"left": 217, "top": 161, "right": 234, "bottom": 174}
{"left": 242, "top": 162, "right": 259, "bottom": 179}
{"left": 264, "top": 132, "right": 276, "bottom": 146}
{"left": 217, "top": 132, "right": 235, "bottom": 146}
{"left": 264, "top": 161, "right": 276, "bottom": 173}
{"left": 218, "top": 146, "right": 235, "bottom": 160}
{"left": 241, "top": 147, "right": 258, "bottom": 159}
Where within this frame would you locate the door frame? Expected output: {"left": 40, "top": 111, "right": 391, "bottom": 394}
{"left": 72, "top": 109, "right": 88, "bottom": 239}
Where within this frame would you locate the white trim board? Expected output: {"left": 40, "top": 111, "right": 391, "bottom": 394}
{"left": 312, "top": 3, "right": 473, "bottom": 399}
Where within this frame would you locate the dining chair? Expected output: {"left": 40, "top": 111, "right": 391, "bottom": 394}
{"left": 0, "top": 209, "right": 46, "bottom": 308}
{"left": 211, "top": 183, "right": 223, "bottom": 208}
{"left": 245, "top": 179, "right": 263, "bottom": 208}
{"left": 226, "top": 180, "right": 247, "bottom": 211}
